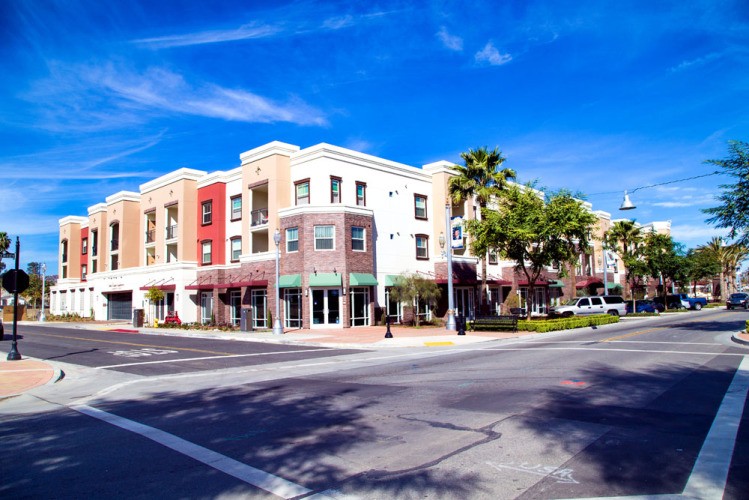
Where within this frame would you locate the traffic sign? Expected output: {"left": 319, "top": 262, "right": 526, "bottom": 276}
{"left": 2, "top": 269, "right": 30, "bottom": 293}
{"left": 0, "top": 252, "right": 15, "bottom": 259}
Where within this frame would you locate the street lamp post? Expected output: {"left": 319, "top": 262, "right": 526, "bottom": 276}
{"left": 272, "top": 229, "right": 284, "bottom": 335}
{"left": 619, "top": 190, "right": 637, "bottom": 313}
{"left": 40, "top": 263, "right": 46, "bottom": 322}
{"left": 443, "top": 201, "right": 456, "bottom": 331}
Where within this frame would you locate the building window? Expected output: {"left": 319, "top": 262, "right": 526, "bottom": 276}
{"left": 414, "top": 195, "right": 427, "bottom": 219}
{"left": 314, "top": 225, "right": 335, "bottom": 250}
{"left": 91, "top": 230, "right": 98, "bottom": 256}
{"left": 295, "top": 179, "right": 310, "bottom": 205}
{"left": 201, "top": 240, "right": 212, "bottom": 265}
{"left": 331, "top": 177, "right": 342, "bottom": 203}
{"left": 61, "top": 239, "right": 68, "bottom": 263}
{"left": 286, "top": 227, "right": 299, "bottom": 252}
{"left": 356, "top": 182, "right": 366, "bottom": 206}
{"left": 352, "top": 226, "right": 365, "bottom": 251}
{"left": 82, "top": 238, "right": 88, "bottom": 255}
{"left": 489, "top": 251, "right": 498, "bottom": 265}
{"left": 81, "top": 264, "right": 87, "bottom": 281}
{"left": 202, "top": 201, "right": 212, "bottom": 225}
{"left": 230, "top": 237, "right": 241, "bottom": 262}
{"left": 415, "top": 234, "right": 428, "bottom": 260}
{"left": 230, "top": 196, "right": 242, "bottom": 221}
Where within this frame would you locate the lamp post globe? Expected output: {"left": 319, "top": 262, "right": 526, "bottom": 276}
{"left": 272, "top": 229, "right": 284, "bottom": 335}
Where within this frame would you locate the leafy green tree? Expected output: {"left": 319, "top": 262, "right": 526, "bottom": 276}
{"left": 684, "top": 248, "right": 721, "bottom": 295}
{"left": 466, "top": 184, "right": 598, "bottom": 320}
{"left": 388, "top": 273, "right": 441, "bottom": 326}
{"left": 703, "top": 140, "right": 749, "bottom": 246}
{"left": 641, "top": 232, "right": 685, "bottom": 309}
{"left": 23, "top": 263, "right": 44, "bottom": 308}
{"left": 449, "top": 146, "right": 516, "bottom": 308}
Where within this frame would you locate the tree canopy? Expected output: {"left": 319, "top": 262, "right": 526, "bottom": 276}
{"left": 388, "top": 273, "right": 441, "bottom": 326}
{"left": 703, "top": 140, "right": 749, "bottom": 246}
{"left": 466, "top": 184, "right": 598, "bottom": 319}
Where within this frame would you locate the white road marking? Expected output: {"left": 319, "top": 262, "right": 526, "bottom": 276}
{"left": 72, "top": 404, "right": 312, "bottom": 499}
{"left": 482, "top": 346, "right": 744, "bottom": 356}
{"left": 557, "top": 355, "right": 749, "bottom": 500}
{"left": 94, "top": 348, "right": 334, "bottom": 369}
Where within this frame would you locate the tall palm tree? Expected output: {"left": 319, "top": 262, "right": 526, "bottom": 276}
{"left": 449, "top": 147, "right": 516, "bottom": 310}
{"left": 605, "top": 220, "right": 643, "bottom": 309}
{"left": 724, "top": 243, "right": 748, "bottom": 295}
{"left": 0, "top": 232, "right": 10, "bottom": 254}
{"left": 0, "top": 232, "right": 10, "bottom": 273}
{"left": 697, "top": 237, "right": 730, "bottom": 300}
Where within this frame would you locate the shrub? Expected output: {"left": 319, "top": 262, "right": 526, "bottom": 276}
{"left": 517, "top": 314, "right": 619, "bottom": 333}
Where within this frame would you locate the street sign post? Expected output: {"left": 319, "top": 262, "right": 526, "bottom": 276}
{"left": 2, "top": 238, "right": 23, "bottom": 360}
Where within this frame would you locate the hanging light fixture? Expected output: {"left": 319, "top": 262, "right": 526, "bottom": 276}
{"left": 619, "top": 190, "right": 636, "bottom": 211}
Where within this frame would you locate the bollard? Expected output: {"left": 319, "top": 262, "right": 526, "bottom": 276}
{"left": 385, "top": 315, "right": 393, "bottom": 338}
{"left": 457, "top": 313, "right": 466, "bottom": 335}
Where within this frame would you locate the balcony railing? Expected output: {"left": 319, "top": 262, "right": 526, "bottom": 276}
{"left": 146, "top": 230, "right": 155, "bottom": 243}
{"left": 166, "top": 224, "right": 178, "bottom": 240}
{"left": 92, "top": 246, "right": 98, "bottom": 257}
{"left": 110, "top": 240, "right": 119, "bottom": 251}
{"left": 251, "top": 208, "right": 268, "bottom": 227}
{"left": 61, "top": 253, "right": 68, "bottom": 263}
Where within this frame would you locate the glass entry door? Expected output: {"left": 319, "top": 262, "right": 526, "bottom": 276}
{"left": 311, "top": 288, "right": 341, "bottom": 327}
{"left": 453, "top": 287, "right": 475, "bottom": 319}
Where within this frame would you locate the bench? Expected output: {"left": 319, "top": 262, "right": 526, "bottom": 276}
{"left": 469, "top": 315, "right": 519, "bottom": 332}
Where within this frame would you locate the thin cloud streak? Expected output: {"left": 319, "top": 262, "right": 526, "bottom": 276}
{"left": 475, "top": 42, "right": 512, "bottom": 65}
{"left": 132, "top": 23, "right": 282, "bottom": 48}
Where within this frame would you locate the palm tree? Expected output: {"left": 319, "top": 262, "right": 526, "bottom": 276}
{"left": 605, "top": 220, "right": 643, "bottom": 310}
{"left": 724, "top": 243, "right": 748, "bottom": 295}
{"left": 449, "top": 147, "right": 516, "bottom": 310}
{"left": 0, "top": 232, "right": 10, "bottom": 254}
{"left": 0, "top": 232, "right": 10, "bottom": 274}
{"left": 698, "top": 237, "right": 729, "bottom": 300}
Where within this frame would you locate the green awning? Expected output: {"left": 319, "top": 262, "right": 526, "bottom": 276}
{"left": 606, "top": 282, "right": 620, "bottom": 289}
{"left": 278, "top": 274, "right": 301, "bottom": 288}
{"left": 350, "top": 273, "right": 378, "bottom": 286}
{"left": 384, "top": 275, "right": 403, "bottom": 287}
{"left": 548, "top": 280, "right": 565, "bottom": 288}
{"left": 309, "top": 273, "right": 342, "bottom": 287}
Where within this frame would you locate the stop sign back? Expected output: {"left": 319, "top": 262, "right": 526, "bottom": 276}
{"left": 2, "top": 269, "right": 30, "bottom": 294}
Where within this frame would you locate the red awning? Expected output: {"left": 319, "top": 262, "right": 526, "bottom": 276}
{"left": 575, "top": 277, "right": 604, "bottom": 288}
{"left": 138, "top": 284, "right": 176, "bottom": 291}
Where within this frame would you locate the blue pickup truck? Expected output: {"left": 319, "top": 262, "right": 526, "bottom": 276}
{"left": 654, "top": 293, "right": 708, "bottom": 310}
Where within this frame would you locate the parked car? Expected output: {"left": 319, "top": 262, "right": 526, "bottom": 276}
{"left": 626, "top": 299, "right": 659, "bottom": 314}
{"left": 671, "top": 293, "right": 708, "bottom": 310}
{"left": 550, "top": 295, "right": 627, "bottom": 317}
{"left": 726, "top": 292, "right": 749, "bottom": 310}
{"left": 653, "top": 295, "right": 690, "bottom": 310}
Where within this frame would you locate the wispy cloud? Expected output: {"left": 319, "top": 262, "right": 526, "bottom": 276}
{"left": 670, "top": 223, "right": 728, "bottom": 243}
{"left": 670, "top": 52, "right": 722, "bottom": 72}
{"left": 25, "top": 63, "right": 328, "bottom": 130}
{"left": 437, "top": 26, "right": 463, "bottom": 51}
{"left": 475, "top": 42, "right": 512, "bottom": 66}
{"left": 132, "top": 22, "right": 282, "bottom": 49}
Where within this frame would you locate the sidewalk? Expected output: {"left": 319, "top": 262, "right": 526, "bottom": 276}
{"left": 0, "top": 358, "right": 61, "bottom": 399}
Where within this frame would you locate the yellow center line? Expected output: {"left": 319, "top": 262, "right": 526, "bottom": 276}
{"left": 30, "top": 331, "right": 236, "bottom": 356}
{"left": 603, "top": 327, "right": 666, "bottom": 342}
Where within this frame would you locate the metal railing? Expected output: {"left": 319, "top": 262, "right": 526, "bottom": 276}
{"left": 146, "top": 230, "right": 155, "bottom": 243}
{"left": 110, "top": 240, "right": 119, "bottom": 251}
{"left": 166, "top": 224, "right": 178, "bottom": 240}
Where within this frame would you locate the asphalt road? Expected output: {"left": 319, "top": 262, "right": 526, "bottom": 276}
{"left": 1, "top": 309, "right": 748, "bottom": 499}
{"left": 2, "top": 324, "right": 364, "bottom": 375}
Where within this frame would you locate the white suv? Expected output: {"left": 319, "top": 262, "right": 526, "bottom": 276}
{"left": 550, "top": 295, "right": 627, "bottom": 317}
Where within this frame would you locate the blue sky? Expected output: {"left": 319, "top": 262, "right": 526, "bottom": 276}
{"left": 2, "top": 0, "right": 748, "bottom": 274}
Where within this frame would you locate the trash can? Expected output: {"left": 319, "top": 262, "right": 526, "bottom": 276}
{"left": 133, "top": 308, "right": 144, "bottom": 328}
{"left": 240, "top": 307, "right": 251, "bottom": 332}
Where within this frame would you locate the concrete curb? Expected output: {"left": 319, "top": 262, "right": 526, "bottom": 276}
{"left": 731, "top": 332, "right": 749, "bottom": 347}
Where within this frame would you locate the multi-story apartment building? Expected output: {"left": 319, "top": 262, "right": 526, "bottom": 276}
{"left": 51, "top": 141, "right": 656, "bottom": 329}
